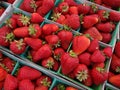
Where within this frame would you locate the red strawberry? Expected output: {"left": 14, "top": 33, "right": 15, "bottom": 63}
{"left": 83, "top": 15, "right": 99, "bottom": 29}
{"left": 77, "top": 4, "right": 90, "bottom": 15}
{"left": 45, "top": 35, "right": 60, "bottom": 48}
{"left": 54, "top": 48, "right": 65, "bottom": 61}
{"left": 92, "top": 62, "right": 105, "bottom": 68}
{"left": 58, "top": 30, "right": 73, "bottom": 50}
{"left": 115, "top": 41, "right": 120, "bottom": 58}
{"left": 91, "top": 50, "right": 105, "bottom": 63}
{"left": 84, "top": 27, "right": 103, "bottom": 41}
{"left": 101, "top": 32, "right": 111, "bottom": 43}
{"left": 69, "top": 6, "right": 78, "bottom": 15}
{"left": 89, "top": 4, "right": 98, "bottom": 14}
{"left": 42, "top": 24, "right": 59, "bottom": 35}
{"left": 74, "top": 64, "right": 89, "bottom": 82}
{"left": 0, "top": 67, "right": 7, "bottom": 81}
{"left": 103, "top": 47, "right": 112, "bottom": 58}
{"left": 33, "top": 44, "right": 52, "bottom": 62}
{"left": 91, "top": 67, "right": 108, "bottom": 85}
{"left": 108, "top": 72, "right": 115, "bottom": 79}
{"left": 7, "top": 0, "right": 15, "bottom": 3}
{"left": 17, "top": 66, "right": 42, "bottom": 80}
{"left": 5, "top": 18, "right": 17, "bottom": 29}
{"left": 4, "top": 74, "right": 18, "bottom": 90}
{"left": 36, "top": 75, "right": 52, "bottom": 87}
{"left": 61, "top": 51, "right": 79, "bottom": 75}
{"left": 0, "top": 81, "right": 4, "bottom": 90}
{"left": 0, "top": 52, "right": 3, "bottom": 61}
{"left": 109, "top": 11, "right": 120, "bottom": 22}
{"left": 24, "top": 37, "right": 42, "bottom": 50}
{"left": 78, "top": 52, "right": 91, "bottom": 66}
{"left": 35, "top": 86, "right": 48, "bottom": 90}
{"left": 10, "top": 39, "right": 26, "bottom": 54}
{"left": 19, "top": 79, "right": 34, "bottom": 90}
{"left": 31, "top": 13, "right": 44, "bottom": 23}
{"left": 109, "top": 74, "right": 120, "bottom": 88}
{"left": 96, "top": 22, "right": 115, "bottom": 33}
{"left": 92, "top": 0, "right": 102, "bottom": 4}
{"left": 0, "top": 7, "right": 5, "bottom": 16}
{"left": 72, "top": 35, "right": 90, "bottom": 55}
{"left": 110, "top": 54, "right": 120, "bottom": 73}
{"left": 66, "top": 86, "right": 78, "bottom": 90}
{"left": 97, "top": 10, "right": 109, "bottom": 22}
{"left": 58, "top": 2, "right": 69, "bottom": 15}
{"left": 64, "top": 0, "right": 78, "bottom": 6}
{"left": 88, "top": 39, "right": 99, "bottom": 53}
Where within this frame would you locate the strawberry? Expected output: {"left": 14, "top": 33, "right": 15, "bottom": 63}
{"left": 78, "top": 52, "right": 91, "bottom": 66}
{"left": 61, "top": 51, "right": 79, "bottom": 75}
{"left": 0, "top": 52, "right": 3, "bottom": 61}
{"left": 109, "top": 11, "right": 120, "bottom": 22}
{"left": 91, "top": 50, "right": 105, "bottom": 63}
{"left": 0, "top": 81, "right": 4, "bottom": 90}
{"left": 74, "top": 64, "right": 88, "bottom": 82}
{"left": 69, "top": 6, "right": 78, "bottom": 15}
{"left": 0, "top": 7, "right": 5, "bottom": 16}
{"left": 19, "top": 79, "right": 35, "bottom": 90}
{"left": 96, "top": 22, "right": 115, "bottom": 33}
{"left": 5, "top": 18, "right": 17, "bottom": 29}
{"left": 42, "top": 24, "right": 59, "bottom": 35}
{"left": 24, "top": 37, "right": 42, "bottom": 50}
{"left": 58, "top": 2, "right": 69, "bottom": 15}
{"left": 84, "top": 27, "right": 103, "bottom": 41}
{"left": 58, "top": 30, "right": 73, "bottom": 50}
{"left": 103, "top": 47, "right": 112, "bottom": 58}
{"left": 83, "top": 15, "right": 99, "bottom": 29}
{"left": 31, "top": 13, "right": 44, "bottom": 23}
{"left": 54, "top": 48, "right": 65, "bottom": 61}
{"left": 64, "top": 14, "right": 80, "bottom": 30}
{"left": 41, "top": 57, "right": 59, "bottom": 71}
{"left": 36, "top": 75, "right": 52, "bottom": 87}
{"left": 0, "top": 67, "right": 7, "bottom": 81}
{"left": 92, "top": 63, "right": 105, "bottom": 68}
{"left": 89, "top": 4, "right": 98, "bottom": 14}
{"left": 33, "top": 44, "right": 52, "bottom": 62}
{"left": 88, "top": 39, "right": 99, "bottom": 53}
{"left": 101, "top": 32, "right": 111, "bottom": 43}
{"left": 110, "top": 54, "right": 120, "bottom": 73}
{"left": 77, "top": 4, "right": 90, "bottom": 15}
{"left": 66, "top": 86, "right": 78, "bottom": 90}
{"left": 72, "top": 35, "right": 90, "bottom": 55}
{"left": 35, "top": 85, "right": 48, "bottom": 90}
{"left": 45, "top": 35, "right": 60, "bottom": 48}
{"left": 109, "top": 74, "right": 120, "bottom": 88}
{"left": 64, "top": 0, "right": 78, "bottom": 6}
{"left": 108, "top": 72, "right": 115, "bottom": 79}
{"left": 4, "top": 74, "right": 18, "bottom": 90}
{"left": 10, "top": 39, "right": 26, "bottom": 54}
{"left": 7, "top": 0, "right": 15, "bottom": 3}
{"left": 97, "top": 10, "right": 109, "bottom": 22}
{"left": 92, "top": 0, "right": 102, "bottom": 4}
{"left": 115, "top": 41, "right": 120, "bottom": 58}
{"left": 91, "top": 67, "right": 108, "bottom": 85}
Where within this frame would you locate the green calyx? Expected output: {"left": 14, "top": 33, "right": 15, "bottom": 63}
{"left": 41, "top": 77, "right": 51, "bottom": 87}
{"left": 28, "top": 25, "right": 37, "bottom": 36}
{"left": 91, "top": 4, "right": 98, "bottom": 13}
{"left": 62, "top": 5, "right": 69, "bottom": 12}
{"left": 46, "top": 59, "right": 55, "bottom": 69}
{"left": 0, "top": 63, "right": 10, "bottom": 72}
{"left": 51, "top": 13, "right": 61, "bottom": 21}
{"left": 69, "top": 50, "right": 77, "bottom": 58}
{"left": 27, "top": 52, "right": 33, "bottom": 61}
{"left": 76, "top": 70, "right": 88, "bottom": 82}
{"left": 57, "top": 84, "right": 65, "bottom": 90}
{"left": 5, "top": 19, "right": 12, "bottom": 28}
{"left": 80, "top": 14, "right": 84, "bottom": 24}
{"left": 30, "top": 0, "right": 37, "bottom": 12}
{"left": 116, "top": 67, "right": 120, "bottom": 73}
{"left": 16, "top": 39, "right": 25, "bottom": 50}
{"left": 103, "top": 11, "right": 109, "bottom": 19}
{"left": 19, "top": 15, "right": 30, "bottom": 26}
{"left": 96, "top": 67, "right": 105, "bottom": 73}
{"left": 5, "top": 33, "right": 15, "bottom": 42}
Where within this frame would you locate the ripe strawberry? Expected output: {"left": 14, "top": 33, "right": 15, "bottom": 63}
{"left": 101, "top": 32, "right": 111, "bottom": 43}
{"left": 92, "top": 0, "right": 102, "bottom": 4}
{"left": 97, "top": 10, "right": 109, "bottom": 22}
{"left": 19, "top": 79, "right": 35, "bottom": 90}
{"left": 96, "top": 22, "right": 115, "bottom": 33}
{"left": 45, "top": 35, "right": 60, "bottom": 48}
{"left": 91, "top": 67, "right": 108, "bottom": 85}
{"left": 64, "top": 0, "right": 78, "bottom": 6}
{"left": 0, "top": 7, "right": 5, "bottom": 16}
{"left": 54, "top": 48, "right": 65, "bottom": 61}
{"left": 4, "top": 74, "right": 18, "bottom": 90}
{"left": 77, "top": 4, "right": 90, "bottom": 15}
{"left": 42, "top": 24, "right": 59, "bottom": 35}
{"left": 74, "top": 64, "right": 88, "bottom": 82}
{"left": 33, "top": 44, "right": 52, "bottom": 62}
{"left": 84, "top": 27, "right": 103, "bottom": 41}
{"left": 65, "top": 14, "right": 80, "bottom": 30}
{"left": 91, "top": 50, "right": 105, "bottom": 63}
{"left": 103, "top": 47, "right": 112, "bottom": 58}
{"left": 7, "top": 0, "right": 15, "bottom": 3}
{"left": 66, "top": 86, "right": 78, "bottom": 90}
{"left": 115, "top": 41, "right": 120, "bottom": 58}
{"left": 0, "top": 81, "right": 4, "bottom": 90}
{"left": 88, "top": 39, "right": 99, "bottom": 53}
{"left": 17, "top": 66, "right": 42, "bottom": 80}
{"left": 109, "top": 11, "right": 120, "bottom": 22}
{"left": 109, "top": 74, "right": 120, "bottom": 88}
{"left": 36, "top": 75, "right": 52, "bottom": 87}
{"left": 110, "top": 54, "right": 120, "bottom": 73}
{"left": 24, "top": 37, "right": 42, "bottom": 50}
{"left": 69, "top": 6, "right": 78, "bottom": 15}
{"left": 58, "top": 30, "right": 73, "bottom": 50}
{"left": 35, "top": 85, "right": 48, "bottom": 90}
{"left": 61, "top": 51, "right": 79, "bottom": 75}
{"left": 0, "top": 67, "right": 7, "bottom": 81}
{"left": 36, "top": 0, "right": 43, "bottom": 7}
{"left": 72, "top": 35, "right": 90, "bottom": 55}
{"left": 5, "top": 18, "right": 17, "bottom": 29}
{"left": 78, "top": 52, "right": 91, "bottom": 66}
{"left": 83, "top": 15, "right": 99, "bottom": 29}
{"left": 108, "top": 72, "right": 115, "bottom": 79}
{"left": 10, "top": 39, "right": 26, "bottom": 54}
{"left": 89, "top": 4, "right": 98, "bottom": 14}
{"left": 31, "top": 13, "right": 44, "bottom": 23}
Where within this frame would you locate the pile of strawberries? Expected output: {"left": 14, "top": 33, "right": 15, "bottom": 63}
{"left": 108, "top": 41, "right": 120, "bottom": 88}
{"left": 0, "top": 6, "right": 5, "bottom": 16}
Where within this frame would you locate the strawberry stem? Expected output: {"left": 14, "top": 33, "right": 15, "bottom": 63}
{"left": 28, "top": 24, "right": 37, "bottom": 36}
{"left": 19, "top": 15, "right": 30, "bottom": 26}
{"left": 5, "top": 33, "right": 15, "bottom": 42}
{"left": 57, "top": 84, "right": 65, "bottom": 90}
{"left": 46, "top": 60, "right": 55, "bottom": 69}
{"left": 41, "top": 77, "right": 51, "bottom": 87}
{"left": 116, "top": 67, "right": 120, "bottom": 73}
{"left": 30, "top": 0, "right": 37, "bottom": 12}
{"left": 69, "top": 50, "right": 77, "bottom": 58}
